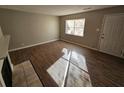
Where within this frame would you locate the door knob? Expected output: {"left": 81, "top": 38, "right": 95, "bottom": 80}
{"left": 102, "top": 33, "right": 104, "bottom": 35}
{"left": 101, "top": 37, "right": 104, "bottom": 39}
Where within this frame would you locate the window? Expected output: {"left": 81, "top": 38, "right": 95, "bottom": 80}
{"left": 65, "top": 18, "right": 85, "bottom": 37}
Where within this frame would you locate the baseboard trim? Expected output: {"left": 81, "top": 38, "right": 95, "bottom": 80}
{"left": 9, "top": 39, "right": 59, "bottom": 52}
{"left": 61, "top": 39, "right": 98, "bottom": 51}
{"left": 99, "top": 50, "right": 124, "bottom": 59}
{"left": 61, "top": 39, "right": 124, "bottom": 59}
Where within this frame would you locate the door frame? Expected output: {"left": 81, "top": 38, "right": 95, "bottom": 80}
{"left": 97, "top": 13, "right": 124, "bottom": 58}
{"left": 97, "top": 15, "right": 106, "bottom": 50}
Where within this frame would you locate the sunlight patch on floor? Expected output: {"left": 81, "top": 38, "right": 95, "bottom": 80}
{"left": 47, "top": 48, "right": 92, "bottom": 87}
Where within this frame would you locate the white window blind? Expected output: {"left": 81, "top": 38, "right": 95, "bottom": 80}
{"left": 65, "top": 18, "right": 85, "bottom": 37}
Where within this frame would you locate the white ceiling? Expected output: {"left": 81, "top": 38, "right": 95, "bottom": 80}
{"left": 0, "top": 5, "right": 117, "bottom": 16}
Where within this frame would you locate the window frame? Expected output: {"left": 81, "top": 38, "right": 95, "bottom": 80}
{"left": 65, "top": 18, "right": 85, "bottom": 37}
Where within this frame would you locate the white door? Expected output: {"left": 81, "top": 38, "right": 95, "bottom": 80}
{"left": 99, "top": 14, "right": 124, "bottom": 58}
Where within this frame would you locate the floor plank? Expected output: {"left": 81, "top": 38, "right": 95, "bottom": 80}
{"left": 47, "top": 58, "right": 69, "bottom": 87}
{"left": 66, "top": 63, "right": 92, "bottom": 87}
{"left": 9, "top": 40, "right": 124, "bottom": 87}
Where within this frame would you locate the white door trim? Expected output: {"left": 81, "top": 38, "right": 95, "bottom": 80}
{"left": 98, "top": 13, "right": 124, "bottom": 58}
{"left": 98, "top": 13, "right": 124, "bottom": 51}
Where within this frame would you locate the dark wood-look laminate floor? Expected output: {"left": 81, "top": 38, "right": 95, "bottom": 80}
{"left": 9, "top": 40, "right": 124, "bottom": 87}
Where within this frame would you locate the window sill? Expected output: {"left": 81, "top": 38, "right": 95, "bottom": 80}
{"left": 65, "top": 33, "right": 84, "bottom": 37}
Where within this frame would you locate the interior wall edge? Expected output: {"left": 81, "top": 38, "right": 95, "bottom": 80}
{"left": 59, "top": 6, "right": 124, "bottom": 51}
{"left": 60, "top": 38, "right": 124, "bottom": 59}
{"left": 60, "top": 38, "right": 98, "bottom": 51}
{"left": 0, "top": 8, "right": 59, "bottom": 50}
{"left": 8, "top": 39, "right": 59, "bottom": 52}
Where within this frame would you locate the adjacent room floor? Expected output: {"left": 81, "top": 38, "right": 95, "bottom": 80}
{"left": 10, "top": 40, "right": 124, "bottom": 87}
